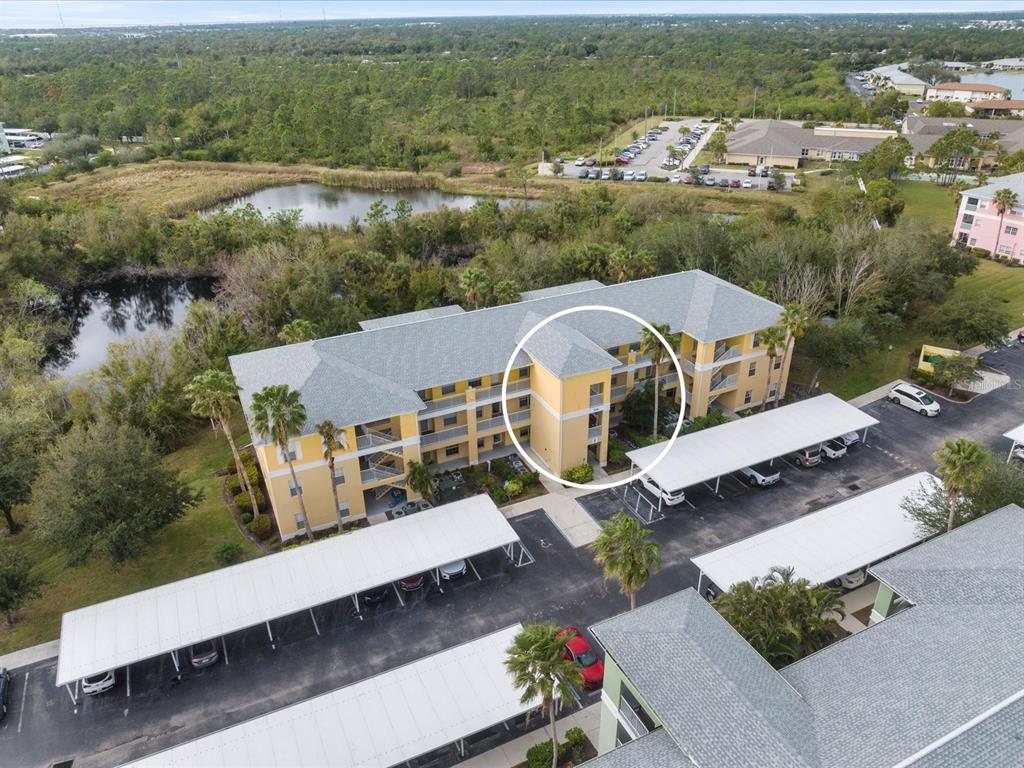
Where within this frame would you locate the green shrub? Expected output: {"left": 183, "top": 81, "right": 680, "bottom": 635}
{"left": 240, "top": 512, "right": 253, "bottom": 525}
{"left": 248, "top": 515, "right": 272, "bottom": 539}
{"left": 234, "top": 488, "right": 265, "bottom": 514}
{"left": 213, "top": 542, "right": 244, "bottom": 566}
{"left": 492, "top": 460, "right": 516, "bottom": 481}
{"left": 608, "top": 438, "right": 628, "bottom": 465}
{"left": 526, "top": 740, "right": 568, "bottom": 768}
{"left": 505, "top": 479, "right": 524, "bottom": 497}
{"left": 910, "top": 367, "right": 934, "bottom": 385}
{"left": 226, "top": 473, "right": 243, "bottom": 494}
{"left": 563, "top": 464, "right": 594, "bottom": 484}
{"left": 565, "top": 726, "right": 589, "bottom": 762}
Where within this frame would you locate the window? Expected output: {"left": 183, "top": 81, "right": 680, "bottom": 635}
{"left": 969, "top": 237, "right": 977, "bottom": 246}
{"left": 333, "top": 466, "right": 345, "bottom": 485}
{"left": 518, "top": 366, "right": 530, "bottom": 378}
{"left": 337, "top": 501, "right": 350, "bottom": 518}
{"left": 295, "top": 513, "right": 307, "bottom": 530}
{"left": 960, "top": 213, "right": 974, "bottom": 227}
{"left": 279, "top": 442, "right": 300, "bottom": 463}
{"left": 1005, "top": 225, "right": 1018, "bottom": 236}
{"left": 491, "top": 403, "right": 502, "bottom": 416}
{"left": 519, "top": 427, "right": 530, "bottom": 438}
{"left": 800, "top": 148, "right": 809, "bottom": 157}
{"left": 476, "top": 407, "right": 483, "bottom": 418}
{"left": 443, "top": 414, "right": 458, "bottom": 427}
{"left": 288, "top": 478, "right": 302, "bottom": 497}
{"left": 468, "top": 378, "right": 482, "bottom": 388}
{"left": 629, "top": 342, "right": 640, "bottom": 352}
{"left": 441, "top": 383, "right": 456, "bottom": 395}
{"left": 419, "top": 419, "right": 434, "bottom": 435}
{"left": 752, "top": 333, "right": 762, "bottom": 347}
{"left": 477, "top": 438, "right": 485, "bottom": 448}
{"left": 997, "top": 244, "right": 1013, "bottom": 256}
{"left": 743, "top": 390, "right": 753, "bottom": 405}
{"left": 493, "top": 434, "right": 502, "bottom": 444}
{"left": 773, "top": 356, "right": 782, "bottom": 370}
{"left": 769, "top": 384, "right": 779, "bottom": 398}
{"left": 519, "top": 396, "right": 530, "bottom": 408}
{"left": 444, "top": 445, "right": 459, "bottom": 457}
{"left": 748, "top": 362, "right": 757, "bottom": 377}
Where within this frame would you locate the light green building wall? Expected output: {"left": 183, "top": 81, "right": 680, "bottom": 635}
{"left": 597, "top": 653, "right": 665, "bottom": 755}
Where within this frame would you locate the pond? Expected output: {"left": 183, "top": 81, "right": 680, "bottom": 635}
{"left": 215, "top": 182, "right": 522, "bottom": 227}
{"left": 966, "top": 71, "right": 1024, "bottom": 99}
{"left": 47, "top": 277, "right": 216, "bottom": 377}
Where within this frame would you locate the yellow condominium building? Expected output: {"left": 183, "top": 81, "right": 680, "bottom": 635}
{"left": 229, "top": 270, "right": 790, "bottom": 540}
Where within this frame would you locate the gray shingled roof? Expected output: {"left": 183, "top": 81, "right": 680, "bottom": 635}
{"left": 580, "top": 729, "right": 691, "bottom": 768}
{"left": 726, "top": 120, "right": 886, "bottom": 159}
{"left": 520, "top": 280, "right": 605, "bottom": 301}
{"left": 358, "top": 304, "right": 465, "bottom": 331}
{"left": 589, "top": 505, "right": 1024, "bottom": 768}
{"left": 229, "top": 270, "right": 782, "bottom": 437}
{"left": 519, "top": 312, "right": 621, "bottom": 378}
{"left": 591, "top": 591, "right": 818, "bottom": 768}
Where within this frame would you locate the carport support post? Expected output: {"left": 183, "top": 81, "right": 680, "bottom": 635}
{"left": 126, "top": 665, "right": 131, "bottom": 697}
{"left": 1008, "top": 442, "right": 1020, "bottom": 464}
{"left": 170, "top": 649, "right": 180, "bottom": 673}
{"left": 65, "top": 682, "right": 78, "bottom": 706}
{"left": 697, "top": 571, "right": 704, "bottom": 598}
{"left": 309, "top": 608, "right": 321, "bottom": 636}
{"left": 862, "top": 426, "right": 870, "bottom": 446}
{"left": 266, "top": 620, "right": 275, "bottom": 648}
{"left": 351, "top": 594, "right": 363, "bottom": 620}
{"left": 714, "top": 476, "right": 721, "bottom": 497}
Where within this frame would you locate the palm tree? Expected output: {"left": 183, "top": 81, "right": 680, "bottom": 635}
{"left": 638, "top": 322, "right": 681, "bottom": 438}
{"left": 589, "top": 512, "right": 662, "bottom": 610}
{"left": 406, "top": 459, "right": 437, "bottom": 504}
{"left": 186, "top": 369, "right": 262, "bottom": 518}
{"left": 505, "top": 623, "right": 584, "bottom": 768}
{"left": 315, "top": 420, "right": 348, "bottom": 531}
{"left": 758, "top": 326, "right": 787, "bottom": 412}
{"left": 250, "top": 384, "right": 312, "bottom": 542}
{"left": 934, "top": 438, "right": 989, "bottom": 532}
{"left": 777, "top": 303, "right": 809, "bottom": 404}
{"left": 713, "top": 566, "right": 844, "bottom": 669}
{"left": 991, "top": 188, "right": 1020, "bottom": 258}
{"left": 459, "top": 267, "right": 490, "bottom": 310}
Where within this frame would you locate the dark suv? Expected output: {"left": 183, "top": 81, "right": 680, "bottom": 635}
{"left": 0, "top": 668, "right": 11, "bottom": 720}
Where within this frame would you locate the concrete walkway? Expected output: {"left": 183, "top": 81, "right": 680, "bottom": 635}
{"left": 0, "top": 638, "right": 59, "bottom": 670}
{"left": 458, "top": 703, "right": 602, "bottom": 768}
{"left": 502, "top": 477, "right": 603, "bottom": 548}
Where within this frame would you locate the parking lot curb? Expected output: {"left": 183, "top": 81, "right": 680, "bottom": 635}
{"left": 0, "top": 639, "right": 59, "bottom": 671}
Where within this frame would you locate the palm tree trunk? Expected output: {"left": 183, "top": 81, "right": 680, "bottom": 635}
{"left": 994, "top": 212, "right": 1005, "bottom": 257}
{"left": 221, "top": 415, "right": 261, "bottom": 519}
{"left": 651, "top": 357, "right": 661, "bottom": 438}
{"left": 287, "top": 455, "right": 314, "bottom": 542}
{"left": 629, "top": 589, "right": 637, "bottom": 611}
{"left": 760, "top": 356, "right": 774, "bottom": 412}
{"left": 548, "top": 698, "right": 559, "bottom": 768}
{"left": 946, "top": 490, "right": 959, "bottom": 533}
{"left": 328, "top": 456, "right": 343, "bottom": 531}
{"left": 778, "top": 338, "right": 794, "bottom": 406}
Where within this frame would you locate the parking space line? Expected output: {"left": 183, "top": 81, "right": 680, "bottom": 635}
{"left": 16, "top": 671, "right": 27, "bottom": 733}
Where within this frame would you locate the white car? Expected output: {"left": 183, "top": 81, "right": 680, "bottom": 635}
{"left": 836, "top": 569, "right": 866, "bottom": 590}
{"left": 635, "top": 171, "right": 648, "bottom": 182}
{"left": 439, "top": 559, "right": 467, "bottom": 580}
{"left": 669, "top": 174, "right": 682, "bottom": 184}
{"left": 741, "top": 178, "right": 754, "bottom": 189}
{"left": 640, "top": 476, "right": 686, "bottom": 506}
{"left": 888, "top": 384, "right": 940, "bottom": 417}
{"left": 737, "top": 462, "right": 780, "bottom": 487}
{"left": 1012, "top": 446, "right": 1024, "bottom": 462}
{"left": 574, "top": 157, "right": 585, "bottom": 166}
{"left": 601, "top": 168, "right": 612, "bottom": 180}
{"left": 839, "top": 431, "right": 861, "bottom": 447}
{"left": 623, "top": 170, "right": 635, "bottom": 181}
{"left": 82, "top": 671, "right": 115, "bottom": 696}
{"left": 704, "top": 176, "right": 716, "bottom": 186}
{"left": 822, "top": 439, "right": 848, "bottom": 460}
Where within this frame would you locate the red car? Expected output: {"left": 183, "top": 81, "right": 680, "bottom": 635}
{"left": 558, "top": 627, "right": 604, "bottom": 688}
{"left": 747, "top": 168, "right": 756, "bottom": 177}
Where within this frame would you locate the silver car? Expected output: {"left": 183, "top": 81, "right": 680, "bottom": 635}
{"left": 82, "top": 670, "right": 115, "bottom": 696}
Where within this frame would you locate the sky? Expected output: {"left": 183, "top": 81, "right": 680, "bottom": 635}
{"left": 1, "top": 0, "right": 1021, "bottom": 30}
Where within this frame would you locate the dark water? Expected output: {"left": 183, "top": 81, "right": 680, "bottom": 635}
{"left": 218, "top": 182, "right": 520, "bottom": 227}
{"left": 47, "top": 277, "right": 216, "bottom": 377}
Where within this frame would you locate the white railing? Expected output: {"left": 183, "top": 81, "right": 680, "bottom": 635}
{"left": 474, "top": 379, "right": 531, "bottom": 403}
{"left": 477, "top": 410, "right": 531, "bottom": 432}
{"left": 617, "top": 705, "right": 650, "bottom": 740}
{"left": 710, "top": 373, "right": 737, "bottom": 392}
{"left": 360, "top": 464, "right": 403, "bottom": 483}
{"left": 588, "top": 425, "right": 603, "bottom": 440}
{"left": 420, "top": 424, "right": 469, "bottom": 446}
{"left": 611, "top": 385, "right": 627, "bottom": 400}
{"left": 420, "top": 391, "right": 467, "bottom": 415}
{"left": 355, "top": 427, "right": 399, "bottom": 450}
{"left": 590, "top": 392, "right": 604, "bottom": 407}
{"left": 713, "top": 344, "right": 741, "bottom": 363}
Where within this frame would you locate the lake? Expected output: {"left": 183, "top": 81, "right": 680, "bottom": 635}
{"left": 48, "top": 277, "right": 216, "bottom": 377}
{"left": 217, "top": 182, "right": 521, "bottom": 227}
{"left": 966, "top": 71, "right": 1024, "bottom": 99}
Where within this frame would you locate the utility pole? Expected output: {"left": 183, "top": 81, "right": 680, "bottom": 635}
{"left": 752, "top": 87, "right": 758, "bottom": 119}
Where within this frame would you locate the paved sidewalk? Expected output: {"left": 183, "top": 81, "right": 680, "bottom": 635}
{"left": 848, "top": 379, "right": 904, "bottom": 408}
{"left": 0, "top": 638, "right": 59, "bottom": 670}
{"left": 458, "top": 703, "right": 602, "bottom": 768}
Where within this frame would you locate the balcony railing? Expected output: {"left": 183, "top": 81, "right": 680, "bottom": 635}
{"left": 611, "top": 385, "right": 627, "bottom": 400}
{"left": 618, "top": 705, "right": 650, "bottom": 740}
{"left": 355, "top": 427, "right": 400, "bottom": 451}
{"left": 474, "top": 379, "right": 531, "bottom": 403}
{"left": 713, "top": 344, "right": 741, "bottom": 363}
{"left": 588, "top": 425, "right": 603, "bottom": 441}
{"left": 360, "top": 464, "right": 403, "bottom": 484}
{"left": 590, "top": 392, "right": 604, "bottom": 407}
{"left": 709, "top": 373, "right": 738, "bottom": 392}
{"left": 420, "top": 391, "right": 467, "bottom": 415}
{"left": 477, "top": 410, "right": 531, "bottom": 433}
{"left": 420, "top": 424, "right": 469, "bottom": 446}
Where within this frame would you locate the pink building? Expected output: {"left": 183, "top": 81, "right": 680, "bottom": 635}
{"left": 953, "top": 173, "right": 1024, "bottom": 262}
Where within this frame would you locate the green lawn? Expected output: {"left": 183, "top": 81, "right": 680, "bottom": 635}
{"left": 795, "top": 259, "right": 1024, "bottom": 400}
{"left": 0, "top": 421, "right": 261, "bottom": 653}
{"left": 897, "top": 180, "right": 961, "bottom": 232}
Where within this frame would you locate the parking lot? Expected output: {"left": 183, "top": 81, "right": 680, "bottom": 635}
{"left": 4, "top": 344, "right": 1023, "bottom": 767}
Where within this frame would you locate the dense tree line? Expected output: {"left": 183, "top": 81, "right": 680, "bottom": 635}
{"left": 2, "top": 15, "right": 1021, "bottom": 168}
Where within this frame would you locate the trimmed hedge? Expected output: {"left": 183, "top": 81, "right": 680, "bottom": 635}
{"left": 563, "top": 464, "right": 594, "bottom": 484}
{"left": 213, "top": 542, "right": 244, "bottom": 566}
{"left": 248, "top": 515, "right": 272, "bottom": 539}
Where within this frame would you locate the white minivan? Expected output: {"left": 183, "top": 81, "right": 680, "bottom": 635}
{"left": 888, "top": 384, "right": 941, "bottom": 417}
{"left": 640, "top": 476, "right": 686, "bottom": 506}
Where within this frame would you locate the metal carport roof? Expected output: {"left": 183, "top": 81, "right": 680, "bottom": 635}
{"left": 627, "top": 394, "right": 878, "bottom": 492}
{"left": 57, "top": 495, "right": 521, "bottom": 687}
{"left": 1004, "top": 422, "right": 1024, "bottom": 455}
{"left": 691, "top": 472, "right": 937, "bottom": 590}
{"left": 116, "top": 624, "right": 535, "bottom": 768}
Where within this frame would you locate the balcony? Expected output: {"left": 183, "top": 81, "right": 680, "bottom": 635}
{"left": 588, "top": 425, "right": 603, "bottom": 442}
{"left": 474, "top": 378, "right": 531, "bottom": 404}
{"left": 355, "top": 426, "right": 400, "bottom": 451}
{"left": 477, "top": 410, "right": 531, "bottom": 432}
{"left": 360, "top": 463, "right": 403, "bottom": 484}
{"left": 590, "top": 392, "right": 605, "bottom": 407}
{"left": 420, "top": 391, "right": 467, "bottom": 416}
{"left": 713, "top": 344, "right": 741, "bottom": 364}
{"left": 611, "top": 385, "right": 627, "bottom": 400}
{"left": 709, "top": 373, "right": 738, "bottom": 393}
{"left": 420, "top": 424, "right": 469, "bottom": 446}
